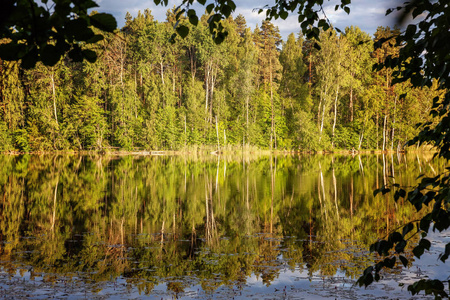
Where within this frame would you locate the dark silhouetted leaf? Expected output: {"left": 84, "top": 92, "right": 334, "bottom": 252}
{"left": 90, "top": 13, "right": 117, "bottom": 32}
{"left": 40, "top": 44, "right": 62, "bottom": 66}
{"left": 176, "top": 25, "right": 189, "bottom": 38}
{"left": 399, "top": 255, "right": 408, "bottom": 267}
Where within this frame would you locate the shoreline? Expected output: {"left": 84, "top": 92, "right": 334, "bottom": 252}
{"left": 0, "top": 148, "right": 436, "bottom": 156}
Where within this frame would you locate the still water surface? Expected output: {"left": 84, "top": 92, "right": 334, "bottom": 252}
{"left": 0, "top": 153, "right": 448, "bottom": 299}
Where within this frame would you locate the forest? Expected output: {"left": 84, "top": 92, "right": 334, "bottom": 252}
{"left": 0, "top": 9, "right": 442, "bottom": 152}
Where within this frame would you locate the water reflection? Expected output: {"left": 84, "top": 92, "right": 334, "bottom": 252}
{"left": 0, "top": 153, "right": 444, "bottom": 298}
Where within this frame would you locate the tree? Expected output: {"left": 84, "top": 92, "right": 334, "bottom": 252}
{"left": 314, "top": 29, "right": 345, "bottom": 147}
{"left": 0, "top": 60, "right": 25, "bottom": 150}
{"left": 340, "top": 26, "right": 374, "bottom": 149}
{"left": 279, "top": 33, "right": 309, "bottom": 148}
{"left": 254, "top": 20, "right": 282, "bottom": 149}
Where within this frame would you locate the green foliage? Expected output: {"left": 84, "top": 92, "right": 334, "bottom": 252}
{"left": 68, "top": 95, "right": 108, "bottom": 150}
{"left": 356, "top": 1, "right": 450, "bottom": 298}
{"left": 13, "top": 128, "right": 30, "bottom": 151}
{"left": 0, "top": 122, "right": 12, "bottom": 151}
{"left": 0, "top": 4, "right": 439, "bottom": 154}
{"left": 334, "top": 125, "right": 359, "bottom": 149}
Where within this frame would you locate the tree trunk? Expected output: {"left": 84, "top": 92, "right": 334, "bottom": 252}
{"left": 205, "top": 64, "right": 209, "bottom": 116}
{"left": 51, "top": 175, "right": 59, "bottom": 231}
{"left": 382, "top": 115, "right": 387, "bottom": 152}
{"left": 210, "top": 67, "right": 216, "bottom": 123}
{"left": 270, "top": 60, "right": 274, "bottom": 151}
{"left": 349, "top": 85, "right": 353, "bottom": 122}
{"left": 317, "top": 89, "right": 323, "bottom": 130}
{"left": 332, "top": 167, "right": 340, "bottom": 220}
{"left": 358, "top": 132, "right": 364, "bottom": 150}
{"left": 332, "top": 86, "right": 339, "bottom": 147}
{"left": 270, "top": 156, "right": 274, "bottom": 233}
{"left": 391, "top": 96, "right": 397, "bottom": 150}
{"left": 160, "top": 60, "right": 164, "bottom": 86}
{"left": 50, "top": 71, "right": 58, "bottom": 126}
{"left": 246, "top": 95, "right": 249, "bottom": 132}
{"left": 376, "top": 113, "right": 379, "bottom": 150}
{"left": 215, "top": 116, "right": 220, "bottom": 152}
{"left": 320, "top": 102, "right": 326, "bottom": 142}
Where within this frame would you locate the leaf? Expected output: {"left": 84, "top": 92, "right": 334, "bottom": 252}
{"left": 206, "top": 3, "right": 214, "bottom": 14}
{"left": 280, "top": 10, "right": 288, "bottom": 20}
{"left": 439, "top": 243, "right": 450, "bottom": 262}
{"left": 389, "top": 232, "right": 403, "bottom": 243}
{"left": 402, "top": 222, "right": 414, "bottom": 237}
{"left": 176, "top": 25, "right": 189, "bottom": 38}
{"left": 399, "top": 255, "right": 408, "bottom": 267}
{"left": 221, "top": 4, "right": 232, "bottom": 17}
{"left": 357, "top": 271, "right": 373, "bottom": 287}
{"left": 420, "top": 215, "right": 431, "bottom": 232}
{"left": 0, "top": 43, "right": 22, "bottom": 61}
{"left": 405, "top": 24, "right": 417, "bottom": 39}
{"left": 90, "top": 13, "right": 117, "bottom": 32}
{"left": 82, "top": 49, "right": 97, "bottom": 63}
{"left": 214, "top": 31, "right": 227, "bottom": 44}
{"left": 21, "top": 48, "right": 38, "bottom": 69}
{"left": 189, "top": 14, "right": 198, "bottom": 26}
{"left": 86, "top": 34, "right": 104, "bottom": 44}
{"left": 40, "top": 44, "right": 62, "bottom": 66}
{"left": 373, "top": 188, "right": 381, "bottom": 197}
{"left": 68, "top": 46, "right": 83, "bottom": 62}
{"left": 413, "top": 245, "right": 425, "bottom": 258}
{"left": 373, "top": 240, "right": 392, "bottom": 256}
{"left": 394, "top": 189, "right": 406, "bottom": 202}
{"left": 169, "top": 33, "right": 177, "bottom": 44}
{"left": 65, "top": 18, "right": 95, "bottom": 41}
{"left": 318, "top": 19, "right": 327, "bottom": 28}
{"left": 408, "top": 279, "right": 447, "bottom": 297}
{"left": 395, "top": 240, "right": 407, "bottom": 253}
{"left": 419, "top": 238, "right": 431, "bottom": 250}
{"left": 384, "top": 256, "right": 396, "bottom": 268}
{"left": 381, "top": 188, "right": 391, "bottom": 195}
{"left": 344, "top": 6, "right": 350, "bottom": 14}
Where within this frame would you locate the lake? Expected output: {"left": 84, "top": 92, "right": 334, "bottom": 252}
{"left": 0, "top": 153, "right": 448, "bottom": 299}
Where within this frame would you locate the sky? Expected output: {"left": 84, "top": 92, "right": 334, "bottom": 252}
{"left": 94, "top": 0, "right": 404, "bottom": 40}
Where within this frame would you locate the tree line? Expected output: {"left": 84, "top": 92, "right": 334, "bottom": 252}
{"left": 0, "top": 9, "right": 441, "bottom": 152}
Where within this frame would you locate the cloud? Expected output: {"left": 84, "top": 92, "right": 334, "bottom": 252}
{"left": 95, "top": 0, "right": 403, "bottom": 40}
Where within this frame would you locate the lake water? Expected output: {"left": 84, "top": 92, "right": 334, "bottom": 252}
{"left": 0, "top": 153, "right": 448, "bottom": 299}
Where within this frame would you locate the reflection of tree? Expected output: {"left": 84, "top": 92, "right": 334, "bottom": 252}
{"left": 0, "top": 154, "right": 445, "bottom": 295}
{"left": 205, "top": 174, "right": 218, "bottom": 246}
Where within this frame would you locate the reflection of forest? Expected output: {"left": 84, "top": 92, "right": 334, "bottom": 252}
{"left": 0, "top": 154, "right": 440, "bottom": 295}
